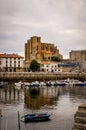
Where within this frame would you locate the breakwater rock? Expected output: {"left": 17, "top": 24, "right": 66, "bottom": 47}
{"left": 0, "top": 72, "right": 86, "bottom": 82}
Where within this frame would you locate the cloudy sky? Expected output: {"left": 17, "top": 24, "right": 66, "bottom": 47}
{"left": 0, "top": 0, "right": 86, "bottom": 59}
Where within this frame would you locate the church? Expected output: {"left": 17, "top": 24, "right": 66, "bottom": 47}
{"left": 25, "top": 36, "right": 63, "bottom": 62}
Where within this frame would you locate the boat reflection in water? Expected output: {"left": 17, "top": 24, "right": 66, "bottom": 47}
{"left": 0, "top": 83, "right": 24, "bottom": 104}
{"left": 0, "top": 84, "right": 59, "bottom": 107}
{"left": 23, "top": 86, "right": 59, "bottom": 122}
{"left": 24, "top": 86, "right": 59, "bottom": 110}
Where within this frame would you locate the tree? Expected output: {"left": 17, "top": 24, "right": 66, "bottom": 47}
{"left": 29, "top": 59, "right": 40, "bottom": 72}
{"left": 51, "top": 56, "right": 60, "bottom": 62}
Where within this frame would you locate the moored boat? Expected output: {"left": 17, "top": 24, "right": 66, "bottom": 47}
{"left": 15, "top": 81, "right": 22, "bottom": 87}
{"left": 0, "top": 81, "right": 8, "bottom": 88}
{"left": 22, "top": 113, "right": 52, "bottom": 122}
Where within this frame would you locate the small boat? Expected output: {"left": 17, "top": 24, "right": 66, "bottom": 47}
{"left": 22, "top": 113, "right": 52, "bottom": 122}
{"left": 15, "top": 81, "right": 23, "bottom": 87}
{"left": 23, "top": 82, "right": 30, "bottom": 87}
{"left": 0, "top": 81, "right": 8, "bottom": 88}
{"left": 30, "top": 81, "right": 40, "bottom": 87}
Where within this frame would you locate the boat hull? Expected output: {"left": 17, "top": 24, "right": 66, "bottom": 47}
{"left": 23, "top": 113, "right": 51, "bottom": 123}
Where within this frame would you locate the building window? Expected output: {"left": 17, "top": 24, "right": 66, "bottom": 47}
{"left": 37, "top": 46, "right": 38, "bottom": 50}
{"left": 6, "top": 64, "right": 8, "bottom": 67}
{"left": 37, "top": 37, "right": 39, "bottom": 42}
{"left": 18, "top": 61, "right": 20, "bottom": 64}
{"left": 51, "top": 65, "right": 53, "bottom": 68}
{"left": 14, "top": 61, "right": 16, "bottom": 64}
{"left": 14, "top": 68, "right": 16, "bottom": 72}
{"left": 18, "top": 65, "right": 20, "bottom": 68}
{"left": 46, "top": 47, "right": 48, "bottom": 51}
{"left": 55, "top": 65, "right": 57, "bottom": 67}
{"left": 10, "top": 69, "right": 12, "bottom": 72}
{"left": 48, "top": 57, "right": 50, "bottom": 59}
{"left": 5, "top": 68, "right": 8, "bottom": 72}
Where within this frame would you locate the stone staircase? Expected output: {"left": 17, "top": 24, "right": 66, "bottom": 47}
{"left": 73, "top": 103, "right": 86, "bottom": 130}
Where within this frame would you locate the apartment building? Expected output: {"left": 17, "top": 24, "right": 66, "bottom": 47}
{"left": 40, "top": 61, "right": 62, "bottom": 72}
{"left": 0, "top": 53, "right": 24, "bottom": 72}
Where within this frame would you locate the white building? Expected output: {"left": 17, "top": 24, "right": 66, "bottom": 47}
{"left": 0, "top": 53, "right": 24, "bottom": 72}
{"left": 40, "top": 61, "right": 62, "bottom": 72}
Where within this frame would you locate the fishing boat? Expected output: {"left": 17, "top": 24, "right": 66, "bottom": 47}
{"left": 22, "top": 113, "right": 52, "bottom": 122}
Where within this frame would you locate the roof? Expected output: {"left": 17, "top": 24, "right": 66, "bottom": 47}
{"left": 0, "top": 53, "right": 24, "bottom": 58}
{"left": 70, "top": 50, "right": 86, "bottom": 53}
{"left": 40, "top": 61, "right": 57, "bottom": 65}
{"left": 39, "top": 50, "right": 53, "bottom": 54}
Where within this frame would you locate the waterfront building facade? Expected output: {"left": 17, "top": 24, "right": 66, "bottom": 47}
{"left": 40, "top": 61, "right": 62, "bottom": 72}
{"left": 0, "top": 53, "right": 24, "bottom": 72}
{"left": 25, "top": 36, "right": 63, "bottom": 62}
{"left": 69, "top": 50, "right": 86, "bottom": 72}
{"left": 58, "top": 62, "right": 80, "bottom": 72}
{"left": 69, "top": 50, "right": 86, "bottom": 62}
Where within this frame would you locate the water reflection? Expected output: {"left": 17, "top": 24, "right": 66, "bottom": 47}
{"left": 24, "top": 87, "right": 59, "bottom": 110}
{"left": 0, "top": 84, "right": 24, "bottom": 104}
{"left": 0, "top": 85, "right": 59, "bottom": 109}
{"left": 0, "top": 85, "right": 86, "bottom": 107}
{"left": 0, "top": 84, "right": 86, "bottom": 130}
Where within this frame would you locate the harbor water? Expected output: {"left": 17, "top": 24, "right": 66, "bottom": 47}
{"left": 0, "top": 83, "right": 86, "bottom": 130}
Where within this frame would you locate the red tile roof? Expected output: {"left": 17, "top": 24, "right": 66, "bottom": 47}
{"left": 39, "top": 50, "right": 53, "bottom": 54}
{"left": 0, "top": 53, "right": 24, "bottom": 58}
{"left": 40, "top": 61, "right": 56, "bottom": 65}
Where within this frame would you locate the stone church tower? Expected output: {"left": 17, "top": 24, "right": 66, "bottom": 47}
{"left": 25, "top": 36, "right": 63, "bottom": 62}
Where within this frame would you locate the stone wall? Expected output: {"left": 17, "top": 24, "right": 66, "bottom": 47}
{"left": 0, "top": 72, "right": 86, "bottom": 82}
{"left": 72, "top": 103, "right": 86, "bottom": 130}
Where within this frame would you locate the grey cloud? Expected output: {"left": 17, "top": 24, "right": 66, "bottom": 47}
{"left": 0, "top": 0, "right": 86, "bottom": 58}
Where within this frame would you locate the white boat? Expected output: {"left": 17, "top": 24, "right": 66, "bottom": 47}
{"left": 15, "top": 81, "right": 22, "bottom": 88}
{"left": 40, "top": 81, "right": 46, "bottom": 87}
{"left": 23, "top": 82, "right": 30, "bottom": 87}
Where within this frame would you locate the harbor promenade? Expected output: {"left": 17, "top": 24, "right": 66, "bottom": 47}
{"left": 0, "top": 72, "right": 86, "bottom": 81}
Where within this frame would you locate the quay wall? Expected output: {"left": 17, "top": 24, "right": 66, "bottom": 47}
{"left": 72, "top": 102, "right": 86, "bottom": 130}
{"left": 0, "top": 72, "right": 86, "bottom": 82}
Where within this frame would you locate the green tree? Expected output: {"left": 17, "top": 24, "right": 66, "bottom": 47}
{"left": 29, "top": 59, "right": 40, "bottom": 71}
{"left": 51, "top": 56, "right": 60, "bottom": 62}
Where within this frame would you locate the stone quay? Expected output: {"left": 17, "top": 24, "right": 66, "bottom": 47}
{"left": 73, "top": 102, "right": 86, "bottom": 130}
{"left": 0, "top": 72, "right": 86, "bottom": 82}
